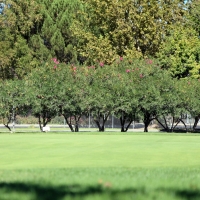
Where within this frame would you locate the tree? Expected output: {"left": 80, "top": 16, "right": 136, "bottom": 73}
{"left": 30, "top": 0, "right": 85, "bottom": 64}
{"left": 72, "top": 0, "right": 187, "bottom": 64}
{"left": 157, "top": 26, "right": 200, "bottom": 78}
{"left": 182, "top": 78, "right": 200, "bottom": 130}
{"left": 25, "top": 58, "right": 62, "bottom": 131}
{"left": 0, "top": 0, "right": 86, "bottom": 80}
{"left": 0, "top": 79, "right": 28, "bottom": 132}
{"left": 155, "top": 74, "right": 188, "bottom": 132}
{"left": 0, "top": 0, "right": 43, "bottom": 79}
{"left": 57, "top": 64, "right": 89, "bottom": 132}
{"left": 134, "top": 59, "right": 173, "bottom": 132}
{"left": 111, "top": 58, "right": 140, "bottom": 132}
{"left": 85, "top": 64, "right": 116, "bottom": 132}
{"left": 188, "top": 0, "right": 200, "bottom": 37}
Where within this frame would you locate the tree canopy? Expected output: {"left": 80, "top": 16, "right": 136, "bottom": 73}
{"left": 0, "top": 0, "right": 200, "bottom": 132}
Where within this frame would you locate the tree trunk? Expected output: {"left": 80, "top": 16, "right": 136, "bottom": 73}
{"left": 179, "top": 119, "right": 187, "bottom": 132}
{"left": 193, "top": 116, "right": 199, "bottom": 130}
{"left": 170, "top": 117, "right": 175, "bottom": 132}
{"left": 63, "top": 115, "right": 74, "bottom": 132}
{"left": 99, "top": 126, "right": 105, "bottom": 132}
{"left": 120, "top": 112, "right": 134, "bottom": 132}
{"left": 94, "top": 113, "right": 109, "bottom": 132}
{"left": 173, "top": 118, "right": 181, "bottom": 132}
{"left": 75, "top": 124, "right": 79, "bottom": 132}
{"left": 74, "top": 115, "right": 81, "bottom": 132}
{"left": 155, "top": 117, "right": 167, "bottom": 131}
{"left": 143, "top": 113, "right": 150, "bottom": 132}
{"left": 4, "top": 124, "right": 12, "bottom": 132}
{"left": 125, "top": 120, "right": 133, "bottom": 132}
{"left": 144, "top": 122, "right": 149, "bottom": 132}
{"left": 38, "top": 115, "right": 43, "bottom": 132}
{"left": 163, "top": 115, "right": 170, "bottom": 132}
{"left": 94, "top": 120, "right": 104, "bottom": 132}
{"left": 143, "top": 112, "right": 154, "bottom": 132}
{"left": 3, "top": 116, "right": 12, "bottom": 132}
{"left": 38, "top": 114, "right": 51, "bottom": 132}
{"left": 120, "top": 113, "right": 126, "bottom": 132}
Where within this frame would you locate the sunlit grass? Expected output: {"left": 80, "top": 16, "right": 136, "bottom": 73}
{"left": 0, "top": 133, "right": 200, "bottom": 199}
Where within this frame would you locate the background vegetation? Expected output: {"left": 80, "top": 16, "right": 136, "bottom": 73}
{"left": 0, "top": 0, "right": 200, "bottom": 132}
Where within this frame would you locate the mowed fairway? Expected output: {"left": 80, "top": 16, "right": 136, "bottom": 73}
{"left": 1, "top": 132, "right": 200, "bottom": 200}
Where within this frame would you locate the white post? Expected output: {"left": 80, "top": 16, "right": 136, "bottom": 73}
{"left": 186, "top": 114, "right": 189, "bottom": 124}
{"left": 64, "top": 118, "right": 66, "bottom": 127}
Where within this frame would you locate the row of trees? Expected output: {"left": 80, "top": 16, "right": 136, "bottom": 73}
{"left": 0, "top": 58, "right": 200, "bottom": 132}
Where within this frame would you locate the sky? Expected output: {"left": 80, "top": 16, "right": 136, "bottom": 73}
{"left": 0, "top": 3, "right": 4, "bottom": 14}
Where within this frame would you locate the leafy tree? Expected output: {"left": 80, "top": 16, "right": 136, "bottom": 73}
{"left": 0, "top": 0, "right": 86, "bottom": 80}
{"left": 187, "top": 0, "right": 200, "bottom": 37}
{"left": 183, "top": 78, "right": 200, "bottom": 130}
{"left": 72, "top": 0, "right": 187, "bottom": 64}
{"left": 84, "top": 64, "right": 116, "bottom": 132}
{"left": 0, "top": 79, "right": 28, "bottom": 132}
{"left": 0, "top": 0, "right": 43, "bottom": 79}
{"left": 111, "top": 58, "right": 141, "bottom": 132}
{"left": 30, "top": 0, "right": 85, "bottom": 64}
{"left": 155, "top": 75, "right": 188, "bottom": 132}
{"left": 136, "top": 66, "right": 161, "bottom": 132}
{"left": 157, "top": 26, "right": 200, "bottom": 78}
{"left": 25, "top": 58, "right": 62, "bottom": 131}
{"left": 133, "top": 59, "right": 178, "bottom": 132}
{"left": 57, "top": 65, "right": 88, "bottom": 132}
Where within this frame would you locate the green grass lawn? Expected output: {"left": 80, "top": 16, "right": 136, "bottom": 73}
{"left": 1, "top": 132, "right": 200, "bottom": 200}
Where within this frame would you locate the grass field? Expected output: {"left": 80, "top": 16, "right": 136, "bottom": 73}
{"left": 1, "top": 132, "right": 200, "bottom": 200}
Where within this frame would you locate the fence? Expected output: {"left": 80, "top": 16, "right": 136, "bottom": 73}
{"left": 0, "top": 114, "right": 198, "bottom": 131}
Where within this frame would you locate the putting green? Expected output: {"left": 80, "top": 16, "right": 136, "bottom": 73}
{"left": 0, "top": 133, "right": 200, "bottom": 169}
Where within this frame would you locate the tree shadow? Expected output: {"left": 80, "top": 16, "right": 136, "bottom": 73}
{"left": 1, "top": 182, "right": 200, "bottom": 200}
{"left": 0, "top": 182, "right": 104, "bottom": 200}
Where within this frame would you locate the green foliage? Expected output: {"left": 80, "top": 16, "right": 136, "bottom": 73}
{"left": 157, "top": 26, "right": 200, "bottom": 78}
{"left": 0, "top": 0, "right": 43, "bottom": 79}
{"left": 0, "top": 28, "right": 34, "bottom": 79}
{"left": 183, "top": 78, "right": 200, "bottom": 117}
{"left": 32, "top": 0, "right": 85, "bottom": 64}
{"left": 56, "top": 64, "right": 89, "bottom": 132}
{"left": 80, "top": 64, "right": 116, "bottom": 131}
{"left": 25, "top": 58, "right": 63, "bottom": 130}
{"left": 111, "top": 58, "right": 142, "bottom": 131}
{"left": 187, "top": 0, "right": 200, "bottom": 37}
{"left": 72, "top": 0, "right": 187, "bottom": 64}
{"left": 0, "top": 79, "right": 28, "bottom": 131}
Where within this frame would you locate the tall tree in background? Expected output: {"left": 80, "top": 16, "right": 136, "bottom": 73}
{"left": 157, "top": 0, "right": 200, "bottom": 79}
{"left": 31, "top": 0, "right": 85, "bottom": 64}
{"left": 157, "top": 26, "right": 200, "bottom": 78}
{"left": 0, "top": 0, "right": 85, "bottom": 81}
{"left": 0, "top": 0, "right": 43, "bottom": 79}
{"left": 72, "top": 0, "right": 187, "bottom": 64}
{"left": 188, "top": 0, "right": 200, "bottom": 37}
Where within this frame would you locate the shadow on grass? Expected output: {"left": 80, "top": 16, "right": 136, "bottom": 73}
{"left": 1, "top": 182, "right": 200, "bottom": 200}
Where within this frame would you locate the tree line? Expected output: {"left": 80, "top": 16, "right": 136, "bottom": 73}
{"left": 0, "top": 58, "right": 200, "bottom": 132}
{"left": 0, "top": 0, "right": 200, "bottom": 132}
